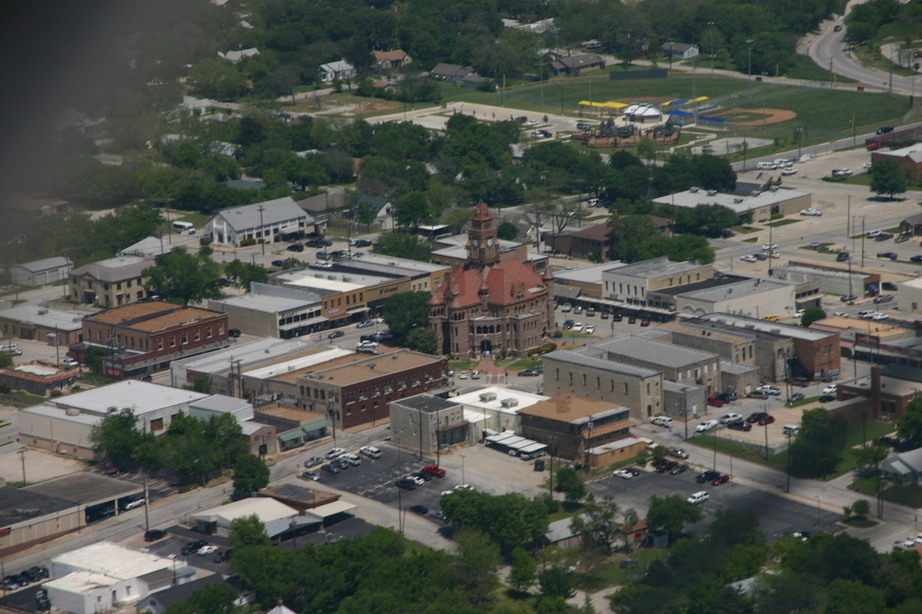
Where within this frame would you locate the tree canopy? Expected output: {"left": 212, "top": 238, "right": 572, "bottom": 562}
{"left": 789, "top": 408, "right": 848, "bottom": 478}
{"left": 869, "top": 158, "right": 908, "bottom": 199}
{"left": 144, "top": 247, "right": 223, "bottom": 305}
{"left": 381, "top": 291, "right": 432, "bottom": 343}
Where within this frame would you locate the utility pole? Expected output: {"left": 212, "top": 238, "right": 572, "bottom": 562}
{"left": 258, "top": 205, "right": 266, "bottom": 256}
{"left": 142, "top": 474, "right": 150, "bottom": 534}
{"left": 18, "top": 449, "right": 26, "bottom": 484}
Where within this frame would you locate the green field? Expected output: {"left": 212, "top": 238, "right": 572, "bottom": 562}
{"left": 441, "top": 74, "right": 910, "bottom": 148}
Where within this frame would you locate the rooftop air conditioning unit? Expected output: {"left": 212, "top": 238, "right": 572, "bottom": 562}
{"left": 479, "top": 392, "right": 497, "bottom": 402}
{"left": 707, "top": 190, "right": 717, "bottom": 196}
{"left": 66, "top": 407, "right": 81, "bottom": 416}
{"left": 106, "top": 406, "right": 118, "bottom": 414}
{"left": 733, "top": 197, "right": 743, "bottom": 204}
{"left": 689, "top": 186, "right": 699, "bottom": 193}
{"left": 500, "top": 398, "right": 519, "bottom": 408}
{"left": 37, "top": 308, "right": 48, "bottom": 315}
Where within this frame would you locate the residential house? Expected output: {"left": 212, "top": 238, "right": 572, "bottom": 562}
{"left": 882, "top": 447, "right": 922, "bottom": 485}
{"left": 661, "top": 42, "right": 700, "bottom": 60}
{"left": 354, "top": 194, "right": 395, "bottom": 230}
{"left": 371, "top": 49, "right": 412, "bottom": 70}
{"left": 68, "top": 256, "right": 154, "bottom": 307}
{"left": 218, "top": 47, "right": 260, "bottom": 63}
{"left": 549, "top": 54, "right": 605, "bottom": 76}
{"left": 9, "top": 257, "right": 73, "bottom": 287}
{"left": 320, "top": 60, "right": 356, "bottom": 84}
{"left": 430, "top": 63, "right": 478, "bottom": 85}
{"left": 546, "top": 222, "right": 611, "bottom": 261}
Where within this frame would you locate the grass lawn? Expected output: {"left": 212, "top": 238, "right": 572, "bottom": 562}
{"left": 880, "top": 484, "right": 922, "bottom": 508}
{"left": 577, "top": 548, "right": 670, "bottom": 591}
{"left": 448, "top": 359, "right": 479, "bottom": 370}
{"left": 785, "top": 54, "right": 857, "bottom": 83}
{"left": 843, "top": 516, "right": 877, "bottom": 528}
{"left": 768, "top": 219, "right": 802, "bottom": 227}
{"left": 503, "top": 357, "right": 543, "bottom": 370}
{"left": 741, "top": 237, "right": 759, "bottom": 243}
{"left": 734, "top": 226, "right": 760, "bottom": 234}
{"left": 799, "top": 242, "right": 835, "bottom": 253}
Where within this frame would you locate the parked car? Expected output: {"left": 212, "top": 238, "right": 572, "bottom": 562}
{"left": 819, "top": 395, "right": 836, "bottom": 403}
{"left": 726, "top": 419, "right": 752, "bottom": 432}
{"left": 873, "top": 294, "right": 894, "bottom": 304}
{"left": 758, "top": 414, "right": 776, "bottom": 425}
{"left": 408, "top": 475, "right": 426, "bottom": 487}
{"left": 409, "top": 504, "right": 430, "bottom": 515}
{"left": 670, "top": 463, "right": 688, "bottom": 475}
{"left": 60, "top": 357, "right": 79, "bottom": 367}
{"left": 341, "top": 453, "right": 361, "bottom": 466}
{"left": 740, "top": 255, "right": 758, "bottom": 263}
{"left": 360, "top": 446, "right": 382, "bottom": 459}
{"left": 696, "top": 420, "right": 720, "bottom": 433}
{"left": 696, "top": 470, "right": 721, "bottom": 484}
{"left": 421, "top": 464, "right": 446, "bottom": 478}
{"left": 651, "top": 415, "right": 673, "bottom": 428}
{"left": 687, "top": 491, "right": 710, "bottom": 504}
{"left": 396, "top": 477, "right": 417, "bottom": 490}
{"left": 327, "top": 330, "right": 344, "bottom": 340}
{"left": 711, "top": 474, "right": 730, "bottom": 486}
{"left": 707, "top": 395, "right": 726, "bottom": 407}
{"left": 181, "top": 540, "right": 209, "bottom": 556}
{"left": 719, "top": 412, "right": 742, "bottom": 424}
{"left": 356, "top": 319, "right": 375, "bottom": 328}
{"left": 747, "top": 411, "right": 769, "bottom": 423}
{"left": 668, "top": 447, "right": 690, "bottom": 459}
{"left": 144, "top": 529, "right": 167, "bottom": 542}
{"left": 747, "top": 391, "right": 769, "bottom": 400}
{"left": 213, "top": 548, "right": 233, "bottom": 563}
{"left": 321, "top": 463, "right": 341, "bottom": 474}
{"left": 197, "top": 545, "right": 219, "bottom": 556}
{"left": 613, "top": 469, "right": 634, "bottom": 479}
{"left": 124, "top": 498, "right": 146, "bottom": 510}
{"left": 717, "top": 392, "right": 738, "bottom": 403}
{"left": 302, "top": 470, "right": 320, "bottom": 481}
{"left": 656, "top": 460, "right": 678, "bottom": 473}
{"left": 877, "top": 252, "right": 898, "bottom": 260}
{"left": 836, "top": 252, "right": 850, "bottom": 262}
{"left": 304, "top": 456, "right": 323, "bottom": 468}
{"left": 350, "top": 239, "right": 373, "bottom": 247}
{"left": 411, "top": 470, "right": 432, "bottom": 482}
{"left": 822, "top": 384, "right": 837, "bottom": 394}
{"left": 882, "top": 282, "right": 899, "bottom": 291}
{"left": 325, "top": 447, "right": 346, "bottom": 460}
{"left": 756, "top": 385, "right": 781, "bottom": 396}
{"left": 782, "top": 425, "right": 800, "bottom": 436}
{"left": 789, "top": 392, "right": 805, "bottom": 402}
{"left": 799, "top": 208, "right": 822, "bottom": 216}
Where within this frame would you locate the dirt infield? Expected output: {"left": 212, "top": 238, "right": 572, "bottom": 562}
{"left": 719, "top": 107, "right": 797, "bottom": 126}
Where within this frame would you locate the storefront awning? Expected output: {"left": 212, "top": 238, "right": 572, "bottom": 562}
{"left": 305, "top": 500, "right": 357, "bottom": 519}
{"left": 278, "top": 430, "right": 304, "bottom": 442}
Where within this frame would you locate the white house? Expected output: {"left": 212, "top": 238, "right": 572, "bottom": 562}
{"left": 219, "top": 47, "right": 260, "bottom": 64}
{"left": 320, "top": 59, "right": 355, "bottom": 83}
{"left": 205, "top": 197, "right": 314, "bottom": 247}
{"left": 661, "top": 42, "right": 700, "bottom": 60}
{"left": 45, "top": 542, "right": 194, "bottom": 614}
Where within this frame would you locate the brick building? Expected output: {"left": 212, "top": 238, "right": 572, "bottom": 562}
{"left": 428, "top": 203, "right": 555, "bottom": 358}
{"left": 78, "top": 301, "right": 229, "bottom": 378}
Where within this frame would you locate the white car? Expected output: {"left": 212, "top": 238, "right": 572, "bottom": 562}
{"left": 197, "top": 545, "right": 219, "bottom": 556}
{"left": 458, "top": 371, "right": 468, "bottom": 379}
{"left": 561, "top": 304, "right": 573, "bottom": 313}
{"left": 870, "top": 312, "right": 889, "bottom": 321}
{"left": 124, "top": 498, "right": 146, "bottom": 510}
{"left": 526, "top": 120, "right": 539, "bottom": 126}
{"left": 719, "top": 413, "right": 743, "bottom": 424}
{"left": 756, "top": 385, "right": 782, "bottom": 396}
{"left": 651, "top": 415, "right": 673, "bottom": 427}
{"left": 866, "top": 230, "right": 882, "bottom": 238}
{"left": 572, "top": 322, "right": 583, "bottom": 332}
{"left": 341, "top": 453, "right": 361, "bottom": 466}
{"left": 409, "top": 475, "right": 426, "bottom": 487}
{"left": 60, "top": 357, "right": 79, "bottom": 367}
{"left": 740, "top": 255, "right": 758, "bottom": 263}
{"left": 831, "top": 168, "right": 853, "bottom": 177}
{"left": 799, "top": 208, "right": 822, "bottom": 216}
{"left": 454, "top": 483, "right": 474, "bottom": 491}
{"left": 612, "top": 469, "right": 634, "bottom": 480}
{"left": 696, "top": 420, "right": 720, "bottom": 433}
{"left": 471, "top": 370, "right": 480, "bottom": 379}
{"left": 585, "top": 325, "right": 595, "bottom": 335}
{"left": 360, "top": 446, "right": 382, "bottom": 459}
{"left": 833, "top": 311, "right": 847, "bottom": 317}
{"left": 325, "top": 447, "right": 346, "bottom": 460}
{"left": 822, "top": 384, "right": 837, "bottom": 394}
{"left": 687, "top": 491, "right": 710, "bottom": 505}
{"left": 781, "top": 167, "right": 798, "bottom": 176}
{"left": 762, "top": 243, "right": 778, "bottom": 251}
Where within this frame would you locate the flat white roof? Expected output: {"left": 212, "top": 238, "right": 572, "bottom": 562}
{"left": 50, "top": 380, "right": 208, "bottom": 416}
{"left": 452, "top": 386, "right": 549, "bottom": 414}
{"left": 15, "top": 363, "right": 67, "bottom": 377}
{"left": 45, "top": 571, "right": 118, "bottom": 592}
{"left": 20, "top": 403, "right": 102, "bottom": 426}
{"left": 553, "top": 262, "right": 626, "bottom": 285}
{"left": 901, "top": 277, "right": 922, "bottom": 290}
{"left": 653, "top": 187, "right": 808, "bottom": 215}
{"left": 52, "top": 542, "right": 178, "bottom": 580}
{"left": 191, "top": 497, "right": 297, "bottom": 525}
{"left": 305, "top": 500, "right": 357, "bottom": 519}
{"left": 172, "top": 338, "right": 317, "bottom": 376}
{"left": 0, "top": 304, "right": 86, "bottom": 331}
{"left": 279, "top": 271, "right": 392, "bottom": 292}
{"left": 244, "top": 348, "right": 354, "bottom": 379}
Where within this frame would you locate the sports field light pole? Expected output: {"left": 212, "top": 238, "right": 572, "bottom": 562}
{"left": 708, "top": 22, "right": 716, "bottom": 73}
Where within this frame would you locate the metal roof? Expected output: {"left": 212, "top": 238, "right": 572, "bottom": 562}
{"left": 211, "top": 197, "right": 311, "bottom": 233}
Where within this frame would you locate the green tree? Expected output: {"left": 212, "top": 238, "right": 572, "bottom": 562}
{"left": 897, "top": 397, "right": 922, "bottom": 447}
{"left": 371, "top": 232, "right": 432, "bottom": 261}
{"left": 224, "top": 259, "right": 268, "bottom": 289}
{"left": 646, "top": 494, "right": 702, "bottom": 542}
{"left": 90, "top": 409, "right": 156, "bottom": 469}
{"left": 825, "top": 578, "right": 886, "bottom": 614}
{"left": 405, "top": 327, "right": 438, "bottom": 354}
{"left": 671, "top": 204, "right": 738, "bottom": 238}
{"left": 354, "top": 200, "right": 376, "bottom": 231}
{"left": 232, "top": 454, "right": 269, "bottom": 498}
{"left": 538, "top": 567, "right": 575, "bottom": 599}
{"left": 554, "top": 465, "right": 586, "bottom": 508}
{"left": 187, "top": 57, "right": 245, "bottom": 101}
{"left": 869, "top": 158, "right": 908, "bottom": 199}
{"left": 144, "top": 248, "right": 223, "bottom": 305}
{"left": 789, "top": 408, "right": 848, "bottom": 478}
{"left": 509, "top": 547, "right": 537, "bottom": 592}
{"left": 395, "top": 191, "right": 438, "bottom": 228}
{"left": 497, "top": 221, "right": 519, "bottom": 240}
{"left": 569, "top": 495, "right": 620, "bottom": 556}
{"left": 851, "top": 498, "right": 871, "bottom": 519}
{"left": 165, "top": 583, "right": 239, "bottom": 614}
{"left": 453, "top": 528, "right": 500, "bottom": 606}
{"left": 440, "top": 490, "right": 549, "bottom": 556}
{"left": 608, "top": 214, "right": 658, "bottom": 262}
{"left": 228, "top": 514, "right": 272, "bottom": 551}
{"left": 382, "top": 291, "right": 431, "bottom": 341}
{"left": 800, "top": 307, "right": 827, "bottom": 327}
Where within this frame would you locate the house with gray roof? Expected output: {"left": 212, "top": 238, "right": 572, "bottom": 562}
{"left": 320, "top": 59, "right": 355, "bottom": 83}
{"left": 882, "top": 448, "right": 922, "bottom": 485}
{"left": 68, "top": 255, "right": 154, "bottom": 307}
{"left": 661, "top": 42, "right": 699, "bottom": 60}
{"left": 549, "top": 53, "right": 605, "bottom": 76}
{"left": 205, "top": 197, "right": 315, "bottom": 247}
{"left": 0, "top": 304, "right": 87, "bottom": 346}
{"left": 9, "top": 256, "right": 73, "bottom": 287}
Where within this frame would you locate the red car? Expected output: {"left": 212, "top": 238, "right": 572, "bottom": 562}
{"left": 421, "top": 464, "right": 446, "bottom": 478}
{"left": 758, "top": 415, "right": 776, "bottom": 426}
{"left": 655, "top": 460, "right": 678, "bottom": 473}
{"left": 707, "top": 395, "right": 726, "bottom": 407}
{"left": 711, "top": 474, "right": 730, "bottom": 486}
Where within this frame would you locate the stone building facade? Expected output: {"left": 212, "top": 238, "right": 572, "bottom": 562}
{"left": 428, "top": 203, "right": 554, "bottom": 358}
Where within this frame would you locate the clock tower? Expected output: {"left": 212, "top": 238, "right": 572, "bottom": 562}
{"left": 466, "top": 202, "right": 500, "bottom": 268}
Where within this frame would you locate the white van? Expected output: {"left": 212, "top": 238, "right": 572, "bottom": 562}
{"left": 651, "top": 415, "right": 673, "bottom": 428}
{"left": 782, "top": 425, "right": 800, "bottom": 436}
{"left": 756, "top": 161, "right": 777, "bottom": 170}
{"left": 172, "top": 221, "right": 195, "bottom": 235}
{"left": 687, "top": 491, "right": 710, "bottom": 505}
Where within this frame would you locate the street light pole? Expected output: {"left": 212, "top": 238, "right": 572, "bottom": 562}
{"left": 258, "top": 205, "right": 265, "bottom": 256}
{"left": 708, "top": 22, "right": 716, "bottom": 73}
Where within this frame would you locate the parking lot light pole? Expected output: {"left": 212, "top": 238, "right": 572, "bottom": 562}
{"left": 461, "top": 454, "right": 466, "bottom": 483}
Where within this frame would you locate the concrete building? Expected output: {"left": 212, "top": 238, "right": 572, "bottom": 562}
{"left": 451, "top": 386, "right": 550, "bottom": 440}
{"left": 45, "top": 542, "right": 194, "bottom": 614}
{"left": 0, "top": 304, "right": 86, "bottom": 346}
{"left": 205, "top": 197, "right": 314, "bottom": 247}
{"left": 0, "top": 361, "right": 80, "bottom": 396}
{"left": 78, "top": 301, "right": 230, "bottom": 379}
{"left": 602, "top": 257, "right": 714, "bottom": 306}
{"left": 552, "top": 261, "right": 626, "bottom": 302}
{"left": 774, "top": 260, "right": 877, "bottom": 300}
{"left": 118, "top": 236, "right": 176, "bottom": 258}
{"left": 653, "top": 186, "right": 811, "bottom": 223}
{"left": 543, "top": 345, "right": 665, "bottom": 421}
{"left": 518, "top": 395, "right": 633, "bottom": 464}
{"left": 275, "top": 269, "right": 405, "bottom": 323}
{"left": 597, "top": 335, "right": 722, "bottom": 392}
{"left": 330, "top": 253, "right": 449, "bottom": 294}
{"left": 68, "top": 255, "right": 154, "bottom": 307}
{"left": 669, "top": 276, "right": 798, "bottom": 319}
{"left": 18, "top": 381, "right": 209, "bottom": 458}
{"left": 9, "top": 256, "right": 73, "bottom": 287}
{"left": 428, "top": 203, "right": 555, "bottom": 358}
{"left": 696, "top": 313, "right": 841, "bottom": 380}
{"left": 898, "top": 276, "right": 922, "bottom": 313}
{"left": 546, "top": 222, "right": 612, "bottom": 261}
{"left": 871, "top": 144, "right": 922, "bottom": 183}
{"left": 208, "top": 283, "right": 324, "bottom": 338}
{"left": 253, "top": 404, "right": 329, "bottom": 451}
{"left": 389, "top": 394, "right": 467, "bottom": 456}
{"left": 171, "top": 337, "right": 320, "bottom": 393}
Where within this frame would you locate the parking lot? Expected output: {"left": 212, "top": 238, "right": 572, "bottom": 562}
{"left": 590, "top": 466, "right": 841, "bottom": 541}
